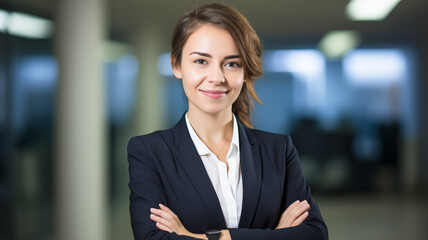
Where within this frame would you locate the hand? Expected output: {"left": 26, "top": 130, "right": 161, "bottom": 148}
{"left": 150, "top": 204, "right": 206, "bottom": 239}
{"left": 150, "top": 204, "right": 191, "bottom": 236}
{"left": 276, "top": 200, "right": 310, "bottom": 229}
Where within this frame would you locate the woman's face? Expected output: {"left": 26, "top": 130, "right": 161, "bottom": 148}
{"left": 172, "top": 24, "right": 245, "bottom": 116}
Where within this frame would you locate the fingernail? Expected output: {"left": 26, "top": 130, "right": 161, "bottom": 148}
{"left": 302, "top": 200, "right": 307, "bottom": 204}
{"left": 159, "top": 203, "right": 163, "bottom": 207}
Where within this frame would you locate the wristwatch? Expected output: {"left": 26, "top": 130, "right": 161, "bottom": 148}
{"left": 205, "top": 229, "right": 221, "bottom": 240}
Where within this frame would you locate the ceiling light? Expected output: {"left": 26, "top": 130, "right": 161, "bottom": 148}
{"left": 8, "top": 12, "right": 53, "bottom": 39}
{"left": 318, "top": 30, "right": 360, "bottom": 59}
{"left": 346, "top": 0, "right": 402, "bottom": 21}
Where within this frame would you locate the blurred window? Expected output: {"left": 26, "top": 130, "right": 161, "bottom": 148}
{"left": 344, "top": 49, "right": 406, "bottom": 85}
{"left": 158, "top": 52, "right": 173, "bottom": 76}
{"left": 12, "top": 56, "right": 57, "bottom": 134}
{"left": 105, "top": 54, "right": 138, "bottom": 126}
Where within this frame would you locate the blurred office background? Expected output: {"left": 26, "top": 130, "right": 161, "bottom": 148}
{"left": 1, "top": 0, "right": 427, "bottom": 239}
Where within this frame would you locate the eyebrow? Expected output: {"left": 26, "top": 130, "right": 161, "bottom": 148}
{"left": 189, "top": 52, "right": 240, "bottom": 60}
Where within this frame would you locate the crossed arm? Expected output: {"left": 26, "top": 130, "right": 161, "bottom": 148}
{"left": 128, "top": 135, "right": 328, "bottom": 240}
{"left": 150, "top": 200, "right": 311, "bottom": 240}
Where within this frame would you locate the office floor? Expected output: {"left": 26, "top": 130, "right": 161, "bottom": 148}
{"left": 112, "top": 193, "right": 428, "bottom": 240}
{"left": 317, "top": 194, "right": 428, "bottom": 240}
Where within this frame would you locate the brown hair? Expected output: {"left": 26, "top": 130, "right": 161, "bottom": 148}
{"left": 171, "top": 3, "right": 263, "bottom": 128}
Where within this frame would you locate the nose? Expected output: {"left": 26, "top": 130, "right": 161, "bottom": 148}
{"left": 208, "top": 65, "right": 225, "bottom": 84}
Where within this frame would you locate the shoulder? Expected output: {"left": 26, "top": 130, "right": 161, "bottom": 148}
{"left": 128, "top": 115, "right": 190, "bottom": 157}
{"left": 245, "top": 128, "right": 296, "bottom": 156}
{"left": 127, "top": 128, "right": 174, "bottom": 154}
{"left": 247, "top": 128, "right": 293, "bottom": 146}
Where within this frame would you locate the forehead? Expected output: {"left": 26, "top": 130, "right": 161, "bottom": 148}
{"left": 182, "top": 24, "right": 239, "bottom": 56}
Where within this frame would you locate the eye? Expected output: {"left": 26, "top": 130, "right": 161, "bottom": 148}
{"left": 225, "top": 62, "right": 241, "bottom": 68}
{"left": 194, "top": 59, "right": 207, "bottom": 64}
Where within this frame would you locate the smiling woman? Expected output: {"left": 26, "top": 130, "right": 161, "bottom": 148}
{"left": 174, "top": 24, "right": 245, "bottom": 119}
{"left": 170, "top": 3, "right": 263, "bottom": 129}
{"left": 127, "top": 3, "right": 328, "bottom": 240}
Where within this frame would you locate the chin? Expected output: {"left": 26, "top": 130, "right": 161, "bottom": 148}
{"left": 198, "top": 105, "right": 230, "bottom": 115}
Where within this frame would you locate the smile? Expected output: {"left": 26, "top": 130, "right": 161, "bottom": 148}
{"left": 199, "top": 89, "right": 229, "bottom": 99}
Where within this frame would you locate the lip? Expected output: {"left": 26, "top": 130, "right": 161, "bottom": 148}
{"left": 199, "top": 89, "right": 229, "bottom": 99}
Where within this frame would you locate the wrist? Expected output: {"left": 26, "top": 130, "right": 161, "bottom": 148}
{"left": 188, "top": 233, "right": 207, "bottom": 239}
{"left": 220, "top": 230, "right": 231, "bottom": 240}
{"left": 203, "top": 229, "right": 231, "bottom": 240}
{"left": 205, "top": 229, "right": 221, "bottom": 240}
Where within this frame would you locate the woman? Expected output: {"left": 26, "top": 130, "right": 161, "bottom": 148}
{"left": 128, "top": 3, "right": 328, "bottom": 240}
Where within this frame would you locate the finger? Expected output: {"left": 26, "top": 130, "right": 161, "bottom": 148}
{"left": 291, "top": 211, "right": 309, "bottom": 227}
{"left": 277, "top": 200, "right": 301, "bottom": 228}
{"left": 159, "top": 203, "right": 171, "bottom": 212}
{"left": 155, "top": 221, "right": 172, "bottom": 233}
{"left": 284, "top": 201, "right": 310, "bottom": 226}
{"left": 151, "top": 208, "right": 175, "bottom": 221}
{"left": 280, "top": 200, "right": 300, "bottom": 223}
{"left": 297, "top": 201, "right": 310, "bottom": 213}
{"left": 288, "top": 201, "right": 310, "bottom": 220}
{"left": 159, "top": 204, "right": 185, "bottom": 229}
{"left": 159, "top": 204, "right": 179, "bottom": 220}
{"left": 283, "top": 200, "right": 300, "bottom": 216}
{"left": 150, "top": 213, "right": 175, "bottom": 230}
{"left": 151, "top": 208, "right": 183, "bottom": 233}
{"left": 290, "top": 200, "right": 310, "bottom": 214}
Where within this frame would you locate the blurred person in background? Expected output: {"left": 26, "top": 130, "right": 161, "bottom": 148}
{"left": 127, "top": 3, "right": 327, "bottom": 240}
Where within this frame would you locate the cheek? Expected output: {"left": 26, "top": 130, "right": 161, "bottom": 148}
{"left": 181, "top": 68, "right": 206, "bottom": 88}
{"left": 181, "top": 75, "right": 205, "bottom": 100}
{"left": 234, "top": 83, "right": 244, "bottom": 98}
{"left": 228, "top": 73, "right": 245, "bottom": 89}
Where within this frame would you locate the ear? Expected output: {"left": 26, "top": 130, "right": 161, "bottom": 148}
{"left": 171, "top": 56, "right": 182, "bottom": 79}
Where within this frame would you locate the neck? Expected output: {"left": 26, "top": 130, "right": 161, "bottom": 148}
{"left": 187, "top": 108, "right": 233, "bottom": 144}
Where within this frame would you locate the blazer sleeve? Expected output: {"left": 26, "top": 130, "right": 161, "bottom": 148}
{"left": 128, "top": 136, "right": 200, "bottom": 240}
{"left": 228, "top": 135, "right": 328, "bottom": 240}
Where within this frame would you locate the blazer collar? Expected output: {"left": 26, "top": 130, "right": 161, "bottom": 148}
{"left": 236, "top": 120, "right": 261, "bottom": 228}
{"left": 171, "top": 114, "right": 262, "bottom": 229}
{"left": 172, "top": 115, "right": 226, "bottom": 228}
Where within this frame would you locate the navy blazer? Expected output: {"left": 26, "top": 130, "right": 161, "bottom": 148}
{"left": 128, "top": 115, "right": 328, "bottom": 240}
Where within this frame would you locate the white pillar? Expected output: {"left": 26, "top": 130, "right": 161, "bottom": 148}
{"left": 55, "top": 0, "right": 107, "bottom": 239}
{"left": 132, "top": 24, "right": 167, "bottom": 134}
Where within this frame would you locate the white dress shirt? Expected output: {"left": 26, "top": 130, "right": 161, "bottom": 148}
{"left": 185, "top": 113, "right": 243, "bottom": 228}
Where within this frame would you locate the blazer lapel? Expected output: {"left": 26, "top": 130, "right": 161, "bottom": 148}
{"left": 172, "top": 115, "right": 226, "bottom": 229}
{"left": 238, "top": 123, "right": 262, "bottom": 228}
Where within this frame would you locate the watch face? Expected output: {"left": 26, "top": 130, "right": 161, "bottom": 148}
{"left": 206, "top": 229, "right": 221, "bottom": 235}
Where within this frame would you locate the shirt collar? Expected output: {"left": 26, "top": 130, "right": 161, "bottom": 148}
{"left": 229, "top": 114, "right": 240, "bottom": 155}
{"left": 185, "top": 113, "right": 240, "bottom": 156}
